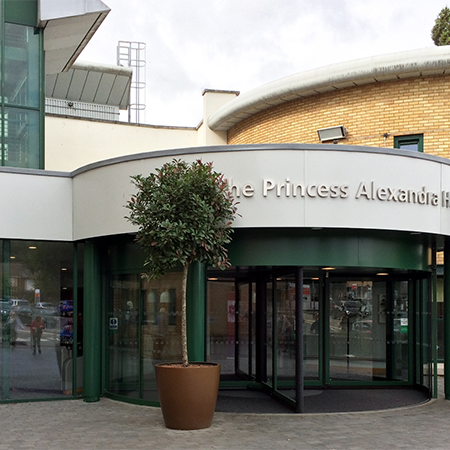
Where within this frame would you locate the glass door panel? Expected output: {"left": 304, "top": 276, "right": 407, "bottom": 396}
{"left": 329, "top": 280, "right": 386, "bottom": 382}
{"left": 236, "top": 282, "right": 252, "bottom": 377}
{"left": 140, "top": 272, "right": 182, "bottom": 401}
{"left": 265, "top": 281, "right": 273, "bottom": 386}
{"left": 390, "top": 281, "right": 409, "bottom": 381}
{"left": 303, "top": 276, "right": 320, "bottom": 381}
{"left": 275, "top": 275, "right": 296, "bottom": 383}
{"left": 207, "top": 280, "right": 236, "bottom": 376}
{"left": 107, "top": 274, "right": 140, "bottom": 398}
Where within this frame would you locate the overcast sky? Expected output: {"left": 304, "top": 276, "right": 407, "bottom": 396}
{"left": 79, "top": 0, "right": 447, "bottom": 127}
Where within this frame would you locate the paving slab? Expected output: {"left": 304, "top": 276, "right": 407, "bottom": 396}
{"left": 0, "top": 380, "right": 448, "bottom": 450}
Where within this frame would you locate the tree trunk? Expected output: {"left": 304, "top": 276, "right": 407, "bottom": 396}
{"left": 181, "top": 262, "right": 189, "bottom": 366}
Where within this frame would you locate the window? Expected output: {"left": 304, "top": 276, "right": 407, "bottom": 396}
{"left": 1, "top": 2, "right": 44, "bottom": 169}
{"left": 394, "top": 134, "right": 423, "bottom": 152}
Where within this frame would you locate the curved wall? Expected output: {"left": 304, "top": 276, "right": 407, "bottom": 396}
{"left": 2, "top": 144, "right": 450, "bottom": 243}
{"left": 227, "top": 74, "right": 450, "bottom": 159}
{"left": 228, "top": 228, "right": 430, "bottom": 270}
{"left": 72, "top": 145, "right": 450, "bottom": 241}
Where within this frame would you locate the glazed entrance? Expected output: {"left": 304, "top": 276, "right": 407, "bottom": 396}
{"left": 207, "top": 267, "right": 431, "bottom": 409}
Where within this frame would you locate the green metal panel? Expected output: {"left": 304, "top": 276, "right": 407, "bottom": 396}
{"left": 72, "top": 244, "right": 79, "bottom": 396}
{"left": 83, "top": 241, "right": 102, "bottom": 402}
{"left": 1, "top": 240, "right": 10, "bottom": 399}
{"left": 1, "top": 0, "right": 4, "bottom": 167}
{"left": 39, "top": 27, "right": 44, "bottom": 169}
{"left": 4, "top": 0, "right": 37, "bottom": 25}
{"left": 186, "top": 262, "right": 206, "bottom": 362}
{"left": 444, "top": 239, "right": 450, "bottom": 399}
{"left": 228, "top": 229, "right": 430, "bottom": 271}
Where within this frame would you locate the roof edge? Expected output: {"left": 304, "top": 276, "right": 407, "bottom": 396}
{"left": 208, "top": 46, "right": 450, "bottom": 131}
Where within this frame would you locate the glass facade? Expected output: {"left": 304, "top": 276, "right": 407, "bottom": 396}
{"left": 1, "top": 1, "right": 43, "bottom": 169}
{"left": 99, "top": 229, "right": 434, "bottom": 409}
{"left": 0, "top": 240, "right": 82, "bottom": 401}
{"left": 206, "top": 267, "right": 431, "bottom": 406}
{"left": 106, "top": 270, "right": 182, "bottom": 403}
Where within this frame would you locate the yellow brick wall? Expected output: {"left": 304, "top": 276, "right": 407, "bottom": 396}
{"left": 228, "top": 74, "right": 450, "bottom": 159}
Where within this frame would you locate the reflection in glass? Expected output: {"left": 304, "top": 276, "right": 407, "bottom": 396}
{"left": 207, "top": 280, "right": 236, "bottom": 375}
{"left": 3, "top": 107, "right": 40, "bottom": 168}
{"left": 303, "top": 277, "right": 320, "bottom": 381}
{"left": 329, "top": 280, "right": 380, "bottom": 381}
{"left": 275, "top": 276, "right": 295, "bottom": 382}
{"left": 0, "top": 241, "right": 78, "bottom": 400}
{"left": 108, "top": 273, "right": 140, "bottom": 399}
{"left": 391, "top": 281, "right": 409, "bottom": 381}
{"left": 4, "top": 23, "right": 40, "bottom": 107}
{"left": 106, "top": 270, "right": 181, "bottom": 402}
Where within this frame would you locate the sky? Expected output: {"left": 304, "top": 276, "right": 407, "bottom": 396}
{"left": 79, "top": 0, "right": 447, "bottom": 127}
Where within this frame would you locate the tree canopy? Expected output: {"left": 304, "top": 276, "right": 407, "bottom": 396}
{"left": 432, "top": 6, "right": 450, "bottom": 46}
{"left": 126, "top": 159, "right": 238, "bottom": 278}
{"left": 126, "top": 159, "right": 238, "bottom": 366}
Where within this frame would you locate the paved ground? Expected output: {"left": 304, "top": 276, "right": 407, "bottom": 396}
{"left": 0, "top": 380, "right": 449, "bottom": 450}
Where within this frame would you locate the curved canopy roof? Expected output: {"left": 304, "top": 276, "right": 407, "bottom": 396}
{"left": 208, "top": 46, "right": 450, "bottom": 132}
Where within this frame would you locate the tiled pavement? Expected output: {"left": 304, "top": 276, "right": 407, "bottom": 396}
{"left": 0, "top": 380, "right": 449, "bottom": 450}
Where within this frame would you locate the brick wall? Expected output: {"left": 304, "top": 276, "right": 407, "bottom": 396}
{"left": 228, "top": 74, "right": 450, "bottom": 159}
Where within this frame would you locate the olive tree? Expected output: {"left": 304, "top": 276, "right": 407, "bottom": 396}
{"left": 125, "top": 159, "right": 238, "bottom": 366}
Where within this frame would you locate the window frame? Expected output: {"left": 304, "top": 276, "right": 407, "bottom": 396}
{"left": 394, "top": 134, "right": 424, "bottom": 153}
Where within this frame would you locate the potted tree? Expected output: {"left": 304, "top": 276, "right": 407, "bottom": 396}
{"left": 125, "top": 159, "right": 238, "bottom": 430}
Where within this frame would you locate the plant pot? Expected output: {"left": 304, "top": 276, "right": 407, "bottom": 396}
{"left": 155, "top": 362, "right": 220, "bottom": 430}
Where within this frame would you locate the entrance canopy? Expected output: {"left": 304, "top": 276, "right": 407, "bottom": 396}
{"left": 1, "top": 144, "right": 450, "bottom": 243}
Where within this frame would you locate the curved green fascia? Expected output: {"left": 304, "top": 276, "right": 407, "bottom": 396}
{"left": 227, "top": 228, "right": 431, "bottom": 271}
{"left": 100, "top": 236, "right": 146, "bottom": 273}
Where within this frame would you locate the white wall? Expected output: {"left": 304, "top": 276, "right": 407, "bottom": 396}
{"left": 45, "top": 116, "right": 198, "bottom": 172}
{"left": 4, "top": 145, "right": 450, "bottom": 242}
{"left": 72, "top": 146, "right": 450, "bottom": 240}
{"left": 0, "top": 169, "right": 72, "bottom": 241}
{"left": 45, "top": 90, "right": 239, "bottom": 172}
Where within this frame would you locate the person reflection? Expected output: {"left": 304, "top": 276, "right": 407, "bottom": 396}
{"left": 30, "top": 315, "right": 45, "bottom": 355}
{"left": 310, "top": 313, "right": 319, "bottom": 334}
{"left": 153, "top": 305, "right": 168, "bottom": 361}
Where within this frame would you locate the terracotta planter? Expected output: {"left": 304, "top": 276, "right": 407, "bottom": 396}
{"left": 155, "top": 362, "right": 220, "bottom": 430}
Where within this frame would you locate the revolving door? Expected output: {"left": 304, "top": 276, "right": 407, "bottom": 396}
{"left": 207, "top": 266, "right": 432, "bottom": 411}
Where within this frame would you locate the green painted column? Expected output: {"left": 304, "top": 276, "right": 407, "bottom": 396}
{"left": 186, "top": 262, "right": 206, "bottom": 362}
{"left": 1, "top": 240, "right": 11, "bottom": 399}
{"left": 83, "top": 241, "right": 102, "bottom": 402}
{"left": 444, "top": 239, "right": 450, "bottom": 400}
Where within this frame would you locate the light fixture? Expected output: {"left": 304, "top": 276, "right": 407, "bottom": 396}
{"left": 61, "top": 267, "right": 67, "bottom": 271}
{"left": 317, "top": 126, "right": 347, "bottom": 142}
{"left": 10, "top": 256, "right": 15, "bottom": 259}
{"left": 377, "top": 272, "right": 389, "bottom": 276}
{"left": 322, "top": 267, "right": 335, "bottom": 271}
{"left": 208, "top": 277, "right": 218, "bottom": 281}
{"left": 28, "top": 246, "right": 37, "bottom": 250}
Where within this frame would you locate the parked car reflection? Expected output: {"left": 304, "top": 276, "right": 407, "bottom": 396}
{"left": 12, "top": 306, "right": 33, "bottom": 325}
{"left": 60, "top": 300, "right": 73, "bottom": 317}
{"left": 351, "top": 320, "right": 373, "bottom": 333}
